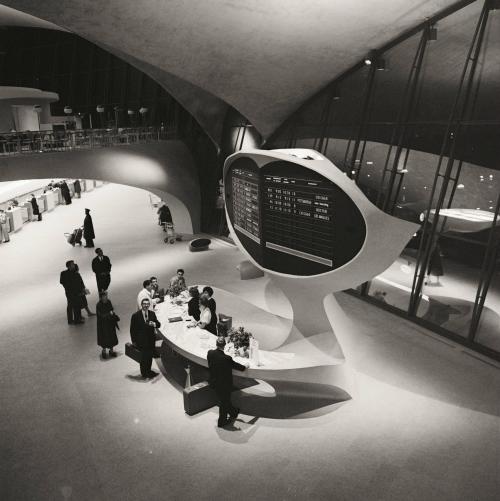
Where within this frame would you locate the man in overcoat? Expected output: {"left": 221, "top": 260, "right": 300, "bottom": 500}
{"left": 92, "top": 248, "right": 112, "bottom": 292}
{"left": 59, "top": 260, "right": 85, "bottom": 324}
{"left": 83, "top": 208, "right": 95, "bottom": 248}
{"left": 130, "top": 298, "right": 161, "bottom": 378}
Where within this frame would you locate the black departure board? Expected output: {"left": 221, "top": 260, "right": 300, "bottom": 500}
{"left": 263, "top": 174, "right": 334, "bottom": 267}
{"left": 231, "top": 167, "right": 261, "bottom": 243}
{"left": 225, "top": 157, "right": 366, "bottom": 276}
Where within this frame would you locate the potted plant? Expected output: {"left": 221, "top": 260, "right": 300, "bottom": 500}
{"left": 167, "top": 283, "right": 184, "bottom": 300}
{"left": 228, "top": 326, "right": 253, "bottom": 358}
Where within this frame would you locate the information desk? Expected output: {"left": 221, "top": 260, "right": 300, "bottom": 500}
{"left": 428, "top": 208, "right": 499, "bottom": 233}
{"left": 36, "top": 195, "right": 46, "bottom": 213}
{"left": 6, "top": 207, "right": 23, "bottom": 232}
{"left": 155, "top": 287, "right": 345, "bottom": 385}
{"left": 42, "top": 190, "right": 56, "bottom": 211}
{"left": 20, "top": 202, "right": 32, "bottom": 222}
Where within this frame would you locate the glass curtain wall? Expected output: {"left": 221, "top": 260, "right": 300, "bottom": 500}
{"left": 0, "top": 28, "right": 179, "bottom": 128}
{"left": 268, "top": 0, "right": 500, "bottom": 360}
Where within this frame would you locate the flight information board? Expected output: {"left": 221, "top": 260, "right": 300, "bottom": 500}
{"left": 263, "top": 174, "right": 334, "bottom": 267}
{"left": 231, "top": 167, "right": 261, "bottom": 243}
{"left": 225, "top": 158, "right": 366, "bottom": 276}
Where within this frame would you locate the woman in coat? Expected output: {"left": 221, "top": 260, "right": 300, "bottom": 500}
{"left": 96, "top": 291, "right": 119, "bottom": 359}
{"left": 30, "top": 194, "right": 42, "bottom": 221}
{"left": 73, "top": 179, "right": 82, "bottom": 198}
{"left": 61, "top": 181, "right": 72, "bottom": 205}
{"left": 74, "top": 263, "right": 95, "bottom": 317}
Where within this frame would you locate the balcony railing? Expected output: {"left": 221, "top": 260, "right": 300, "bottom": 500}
{"left": 0, "top": 126, "right": 176, "bottom": 156}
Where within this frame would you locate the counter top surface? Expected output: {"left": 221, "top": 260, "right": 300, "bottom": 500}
{"left": 156, "top": 287, "right": 342, "bottom": 378}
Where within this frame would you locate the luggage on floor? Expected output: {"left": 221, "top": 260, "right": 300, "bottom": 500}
{"left": 125, "top": 342, "right": 143, "bottom": 363}
{"left": 183, "top": 381, "right": 218, "bottom": 415}
{"left": 125, "top": 342, "right": 161, "bottom": 362}
{"left": 74, "top": 227, "right": 83, "bottom": 245}
{"left": 66, "top": 227, "right": 83, "bottom": 246}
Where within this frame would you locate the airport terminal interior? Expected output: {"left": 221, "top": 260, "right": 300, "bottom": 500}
{"left": 0, "top": 1, "right": 499, "bottom": 500}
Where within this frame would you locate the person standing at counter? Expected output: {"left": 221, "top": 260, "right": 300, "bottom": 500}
{"left": 96, "top": 291, "right": 119, "bottom": 359}
{"left": 30, "top": 194, "right": 42, "bottom": 221}
{"left": 83, "top": 208, "right": 95, "bottom": 248}
{"left": 130, "top": 298, "right": 161, "bottom": 378}
{"left": 137, "top": 279, "right": 157, "bottom": 310}
{"left": 60, "top": 260, "right": 84, "bottom": 325}
{"left": 202, "top": 286, "right": 217, "bottom": 321}
{"left": 207, "top": 337, "right": 248, "bottom": 428}
{"left": 187, "top": 286, "right": 201, "bottom": 321}
{"left": 74, "top": 179, "right": 82, "bottom": 199}
{"left": 0, "top": 209, "right": 10, "bottom": 243}
{"left": 92, "top": 248, "right": 112, "bottom": 292}
{"left": 198, "top": 295, "right": 217, "bottom": 335}
{"left": 61, "top": 180, "right": 72, "bottom": 205}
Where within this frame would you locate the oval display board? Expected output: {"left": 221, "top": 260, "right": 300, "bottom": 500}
{"left": 224, "top": 156, "right": 366, "bottom": 276}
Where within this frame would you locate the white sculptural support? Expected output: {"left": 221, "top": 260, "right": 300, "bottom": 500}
{"left": 224, "top": 148, "right": 419, "bottom": 397}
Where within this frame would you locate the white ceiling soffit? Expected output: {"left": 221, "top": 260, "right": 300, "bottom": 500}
{"left": 0, "top": 0, "right": 462, "bottom": 139}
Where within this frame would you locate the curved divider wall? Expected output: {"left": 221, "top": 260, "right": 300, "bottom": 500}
{"left": 0, "top": 140, "right": 200, "bottom": 235}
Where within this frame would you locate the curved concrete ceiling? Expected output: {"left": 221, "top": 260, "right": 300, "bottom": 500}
{"left": 0, "top": 0, "right": 463, "bottom": 140}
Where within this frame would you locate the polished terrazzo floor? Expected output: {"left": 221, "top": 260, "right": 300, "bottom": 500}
{"left": 1, "top": 183, "right": 499, "bottom": 501}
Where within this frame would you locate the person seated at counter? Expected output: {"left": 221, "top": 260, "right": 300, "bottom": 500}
{"left": 187, "top": 286, "right": 200, "bottom": 321}
{"left": 170, "top": 268, "right": 187, "bottom": 291}
{"left": 150, "top": 276, "right": 165, "bottom": 303}
{"left": 202, "top": 286, "right": 217, "bottom": 321}
{"left": 197, "top": 295, "right": 217, "bottom": 335}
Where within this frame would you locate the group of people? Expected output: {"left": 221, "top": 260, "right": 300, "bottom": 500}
{"left": 60, "top": 251, "right": 247, "bottom": 428}
{"left": 60, "top": 248, "right": 116, "bottom": 358}
{"left": 44, "top": 179, "right": 82, "bottom": 204}
{"left": 130, "top": 270, "right": 248, "bottom": 428}
{"left": 0, "top": 178, "right": 86, "bottom": 245}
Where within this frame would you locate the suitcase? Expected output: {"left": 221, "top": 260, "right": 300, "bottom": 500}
{"left": 125, "top": 342, "right": 143, "bottom": 363}
{"left": 183, "top": 381, "right": 218, "bottom": 415}
{"left": 66, "top": 227, "right": 83, "bottom": 246}
{"left": 74, "top": 227, "right": 83, "bottom": 245}
{"left": 125, "top": 342, "right": 161, "bottom": 362}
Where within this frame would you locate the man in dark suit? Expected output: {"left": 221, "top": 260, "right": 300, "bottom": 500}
{"left": 130, "top": 298, "right": 161, "bottom": 378}
{"left": 59, "top": 260, "right": 84, "bottom": 324}
{"left": 92, "top": 248, "right": 112, "bottom": 292}
{"left": 207, "top": 337, "right": 248, "bottom": 428}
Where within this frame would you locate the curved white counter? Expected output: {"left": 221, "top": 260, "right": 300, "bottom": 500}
{"left": 155, "top": 287, "right": 349, "bottom": 387}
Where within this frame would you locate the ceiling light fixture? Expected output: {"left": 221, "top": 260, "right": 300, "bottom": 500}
{"left": 428, "top": 25, "right": 438, "bottom": 41}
